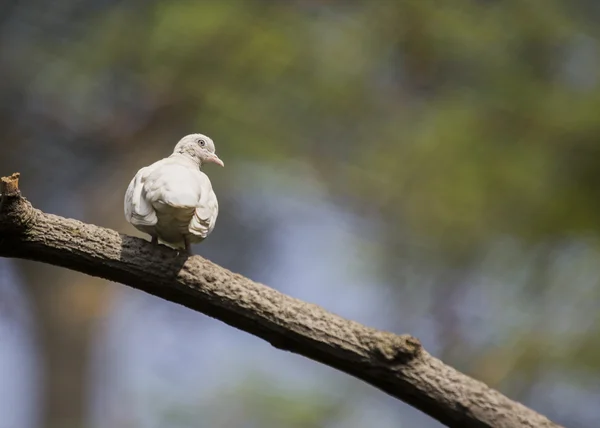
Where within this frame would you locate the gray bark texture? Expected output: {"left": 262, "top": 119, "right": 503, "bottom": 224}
{"left": 0, "top": 173, "right": 562, "bottom": 428}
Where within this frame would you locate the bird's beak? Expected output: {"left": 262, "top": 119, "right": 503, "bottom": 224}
{"left": 205, "top": 153, "right": 224, "bottom": 167}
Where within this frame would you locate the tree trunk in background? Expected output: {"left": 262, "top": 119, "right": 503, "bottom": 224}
{"left": 18, "top": 261, "right": 111, "bottom": 428}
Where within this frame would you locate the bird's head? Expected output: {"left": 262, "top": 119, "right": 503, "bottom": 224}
{"left": 173, "top": 133, "right": 224, "bottom": 167}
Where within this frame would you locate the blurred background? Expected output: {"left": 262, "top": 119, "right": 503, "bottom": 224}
{"left": 1, "top": 1, "right": 599, "bottom": 427}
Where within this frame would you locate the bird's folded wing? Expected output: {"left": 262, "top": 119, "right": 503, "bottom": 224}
{"left": 124, "top": 166, "right": 158, "bottom": 226}
{"left": 189, "top": 177, "right": 219, "bottom": 239}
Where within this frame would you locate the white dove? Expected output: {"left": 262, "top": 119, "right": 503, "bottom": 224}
{"left": 124, "top": 133, "right": 224, "bottom": 254}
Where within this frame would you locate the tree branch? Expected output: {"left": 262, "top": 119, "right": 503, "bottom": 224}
{"left": 0, "top": 172, "right": 561, "bottom": 428}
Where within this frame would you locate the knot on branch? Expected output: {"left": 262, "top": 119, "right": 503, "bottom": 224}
{"left": 372, "top": 332, "right": 422, "bottom": 365}
{"left": 0, "top": 172, "right": 36, "bottom": 235}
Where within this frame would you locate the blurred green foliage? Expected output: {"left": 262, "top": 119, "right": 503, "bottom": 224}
{"left": 63, "top": 0, "right": 600, "bottom": 257}
{"left": 2, "top": 1, "right": 600, "bottom": 427}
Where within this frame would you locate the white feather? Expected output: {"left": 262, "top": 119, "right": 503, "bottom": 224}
{"left": 124, "top": 134, "right": 221, "bottom": 249}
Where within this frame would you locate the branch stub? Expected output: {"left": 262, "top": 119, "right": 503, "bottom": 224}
{"left": 0, "top": 172, "right": 21, "bottom": 197}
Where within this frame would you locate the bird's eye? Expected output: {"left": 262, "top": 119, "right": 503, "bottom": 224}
{"left": 197, "top": 139, "right": 206, "bottom": 147}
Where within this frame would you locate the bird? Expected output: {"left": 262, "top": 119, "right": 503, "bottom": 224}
{"left": 124, "top": 133, "right": 224, "bottom": 255}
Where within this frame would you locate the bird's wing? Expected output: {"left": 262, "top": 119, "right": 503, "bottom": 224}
{"left": 189, "top": 173, "right": 219, "bottom": 239}
{"left": 124, "top": 165, "right": 158, "bottom": 227}
{"left": 143, "top": 161, "right": 203, "bottom": 209}
{"left": 126, "top": 159, "right": 217, "bottom": 240}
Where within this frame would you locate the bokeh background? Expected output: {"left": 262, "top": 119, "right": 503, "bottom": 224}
{"left": 1, "top": 1, "right": 600, "bottom": 427}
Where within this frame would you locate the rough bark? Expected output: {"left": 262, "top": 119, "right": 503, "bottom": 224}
{"left": 0, "top": 173, "right": 562, "bottom": 428}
